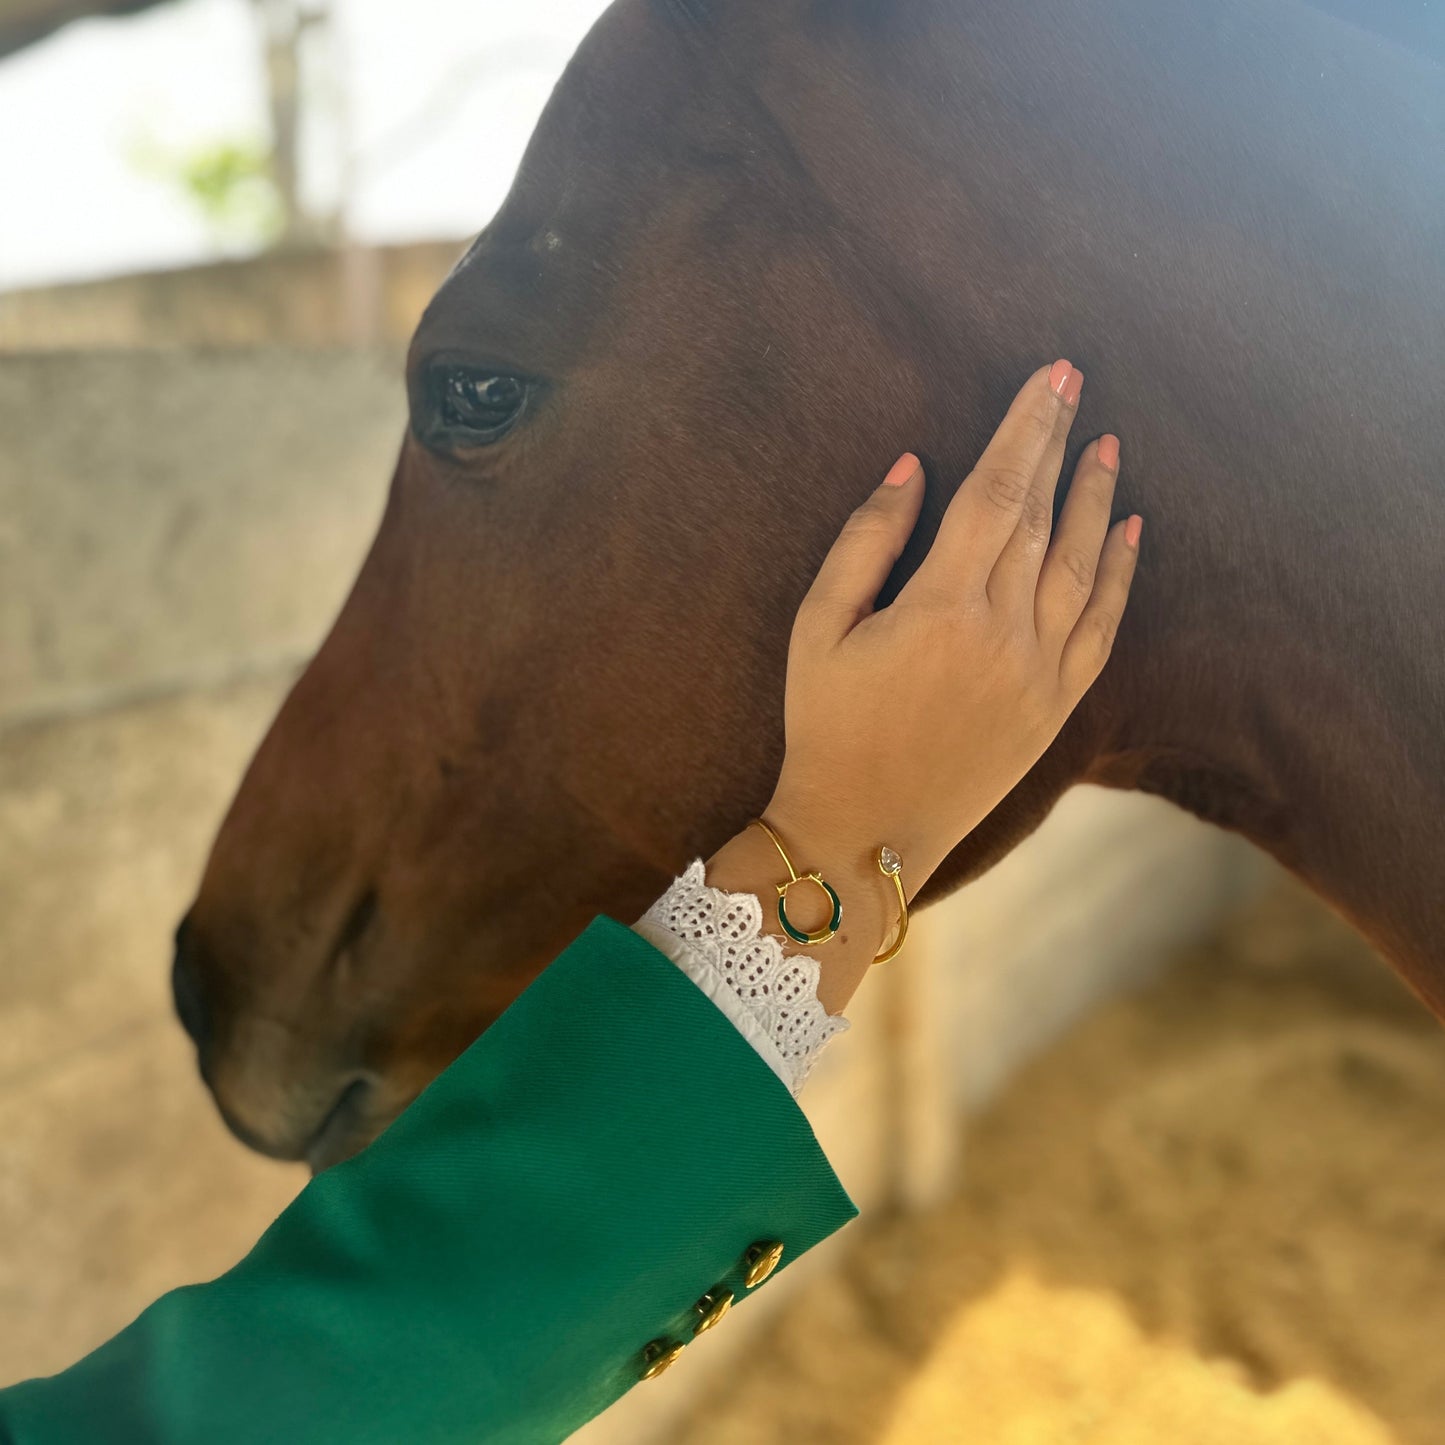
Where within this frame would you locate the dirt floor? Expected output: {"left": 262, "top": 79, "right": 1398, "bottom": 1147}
{"left": 678, "top": 878, "right": 1445, "bottom": 1445}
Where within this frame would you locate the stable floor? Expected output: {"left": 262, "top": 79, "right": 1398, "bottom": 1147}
{"left": 3, "top": 682, "right": 1441, "bottom": 1445}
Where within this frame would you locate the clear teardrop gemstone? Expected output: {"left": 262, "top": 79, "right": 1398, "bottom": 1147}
{"left": 879, "top": 846, "right": 902, "bottom": 875}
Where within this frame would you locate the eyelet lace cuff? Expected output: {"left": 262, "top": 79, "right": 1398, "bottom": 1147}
{"left": 631, "top": 857, "right": 850, "bottom": 1097}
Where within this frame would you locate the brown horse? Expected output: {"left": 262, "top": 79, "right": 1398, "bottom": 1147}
{"left": 171, "top": 0, "right": 1445, "bottom": 1170}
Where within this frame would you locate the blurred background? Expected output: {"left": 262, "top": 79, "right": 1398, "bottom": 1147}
{"left": 2, "top": 2, "right": 1443, "bottom": 1442}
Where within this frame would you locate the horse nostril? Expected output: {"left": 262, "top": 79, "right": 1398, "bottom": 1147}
{"left": 330, "top": 887, "right": 380, "bottom": 977}
{"left": 171, "top": 914, "right": 213, "bottom": 1061}
{"left": 305, "top": 1075, "right": 379, "bottom": 1173}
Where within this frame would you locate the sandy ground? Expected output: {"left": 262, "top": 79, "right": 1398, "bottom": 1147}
{"left": 678, "top": 880, "right": 1445, "bottom": 1445}
{"left": 4, "top": 678, "right": 1442, "bottom": 1442}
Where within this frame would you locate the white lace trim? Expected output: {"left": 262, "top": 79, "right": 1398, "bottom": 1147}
{"left": 631, "top": 858, "right": 849, "bottom": 1097}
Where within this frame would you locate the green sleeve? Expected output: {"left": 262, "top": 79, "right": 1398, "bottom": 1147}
{"left": 0, "top": 914, "right": 858, "bottom": 1445}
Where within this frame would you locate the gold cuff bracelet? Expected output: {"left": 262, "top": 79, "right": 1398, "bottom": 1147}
{"left": 751, "top": 817, "right": 908, "bottom": 966}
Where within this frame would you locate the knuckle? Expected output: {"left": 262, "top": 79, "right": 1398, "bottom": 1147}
{"left": 1061, "top": 666, "right": 1092, "bottom": 703}
{"left": 920, "top": 579, "right": 987, "bottom": 627}
{"left": 980, "top": 462, "right": 1034, "bottom": 514}
{"left": 1024, "top": 399, "right": 1059, "bottom": 444}
{"left": 1022, "top": 693, "right": 1056, "bottom": 742}
{"left": 791, "top": 596, "right": 825, "bottom": 640}
{"left": 918, "top": 603, "right": 979, "bottom": 654}
{"left": 1089, "top": 607, "right": 1120, "bottom": 654}
{"left": 1019, "top": 487, "right": 1053, "bottom": 544}
{"left": 919, "top": 601, "right": 966, "bottom": 640}
{"left": 843, "top": 503, "right": 896, "bottom": 543}
{"left": 1055, "top": 546, "right": 1097, "bottom": 598}
{"left": 1070, "top": 469, "right": 1115, "bottom": 511}
{"left": 975, "top": 620, "right": 1019, "bottom": 672}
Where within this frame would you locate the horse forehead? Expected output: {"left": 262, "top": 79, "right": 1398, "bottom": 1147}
{"left": 439, "top": 6, "right": 700, "bottom": 280}
{"left": 437, "top": 1, "right": 801, "bottom": 317}
{"left": 531, "top": 0, "right": 830, "bottom": 176}
{"left": 429, "top": 0, "right": 876, "bottom": 354}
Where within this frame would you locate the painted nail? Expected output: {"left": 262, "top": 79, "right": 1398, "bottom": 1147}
{"left": 1098, "top": 434, "right": 1120, "bottom": 469}
{"left": 1049, "top": 359, "right": 1073, "bottom": 397}
{"left": 1125, "top": 514, "right": 1143, "bottom": 549}
{"left": 883, "top": 453, "right": 920, "bottom": 488}
{"left": 1063, "top": 367, "right": 1084, "bottom": 408}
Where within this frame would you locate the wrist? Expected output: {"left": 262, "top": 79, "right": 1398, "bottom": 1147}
{"left": 763, "top": 781, "right": 939, "bottom": 906}
{"left": 760, "top": 804, "right": 895, "bottom": 952}
{"left": 703, "top": 816, "right": 895, "bottom": 1015}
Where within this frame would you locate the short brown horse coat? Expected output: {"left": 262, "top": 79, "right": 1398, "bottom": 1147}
{"left": 178, "top": 0, "right": 1445, "bottom": 1163}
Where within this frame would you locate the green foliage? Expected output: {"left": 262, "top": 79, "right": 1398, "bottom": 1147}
{"left": 130, "top": 134, "right": 286, "bottom": 249}
{"left": 179, "top": 141, "right": 284, "bottom": 239}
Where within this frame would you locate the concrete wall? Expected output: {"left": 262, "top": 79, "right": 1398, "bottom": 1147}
{"left": 0, "top": 344, "right": 1270, "bottom": 1424}
{"left": 0, "top": 347, "right": 406, "bottom": 725}
{"left": 0, "top": 241, "right": 465, "bottom": 352}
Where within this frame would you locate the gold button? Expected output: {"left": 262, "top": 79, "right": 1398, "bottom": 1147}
{"left": 742, "top": 1240, "right": 785, "bottom": 1288}
{"left": 640, "top": 1338, "right": 685, "bottom": 1380}
{"left": 692, "top": 1287, "right": 734, "bottom": 1336}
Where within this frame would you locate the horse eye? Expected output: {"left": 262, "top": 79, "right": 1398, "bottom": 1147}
{"left": 421, "top": 364, "right": 530, "bottom": 449}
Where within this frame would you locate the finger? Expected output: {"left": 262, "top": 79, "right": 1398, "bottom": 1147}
{"left": 986, "top": 364, "right": 1086, "bottom": 612}
{"left": 902, "top": 360, "right": 1076, "bottom": 606}
{"left": 1036, "top": 433, "right": 1121, "bottom": 645}
{"left": 796, "top": 452, "right": 926, "bottom": 644}
{"left": 1059, "top": 514, "right": 1142, "bottom": 697}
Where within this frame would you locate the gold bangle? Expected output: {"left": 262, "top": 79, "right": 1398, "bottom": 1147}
{"left": 873, "top": 846, "right": 909, "bottom": 966}
{"left": 751, "top": 817, "right": 841, "bottom": 945}
{"left": 751, "top": 818, "right": 909, "bottom": 965}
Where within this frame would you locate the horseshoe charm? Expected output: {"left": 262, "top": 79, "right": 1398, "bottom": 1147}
{"left": 774, "top": 871, "right": 843, "bottom": 946}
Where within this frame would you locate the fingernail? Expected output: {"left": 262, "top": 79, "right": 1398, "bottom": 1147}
{"left": 1125, "top": 514, "right": 1143, "bottom": 549}
{"left": 883, "top": 452, "right": 920, "bottom": 488}
{"left": 1063, "top": 367, "right": 1084, "bottom": 407}
{"left": 1049, "top": 359, "right": 1073, "bottom": 397}
{"left": 1098, "top": 434, "right": 1120, "bottom": 469}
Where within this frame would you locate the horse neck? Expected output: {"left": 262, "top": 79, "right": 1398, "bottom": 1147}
{"left": 775, "top": 0, "right": 1445, "bottom": 1002}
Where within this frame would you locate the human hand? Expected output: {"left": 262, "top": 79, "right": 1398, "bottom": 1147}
{"left": 767, "top": 358, "right": 1141, "bottom": 899}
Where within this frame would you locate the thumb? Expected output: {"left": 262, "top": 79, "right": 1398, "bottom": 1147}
{"left": 796, "top": 453, "right": 925, "bottom": 639}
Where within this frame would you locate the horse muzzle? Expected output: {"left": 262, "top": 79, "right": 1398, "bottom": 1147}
{"left": 171, "top": 915, "right": 392, "bottom": 1169}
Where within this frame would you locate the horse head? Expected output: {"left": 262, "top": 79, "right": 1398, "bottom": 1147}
{"left": 174, "top": 0, "right": 969, "bottom": 1167}
{"left": 173, "top": 0, "right": 1445, "bottom": 1167}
